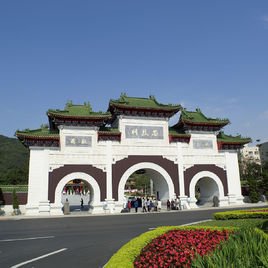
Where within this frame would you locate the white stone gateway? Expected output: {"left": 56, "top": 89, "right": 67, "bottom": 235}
{"left": 16, "top": 94, "right": 251, "bottom": 215}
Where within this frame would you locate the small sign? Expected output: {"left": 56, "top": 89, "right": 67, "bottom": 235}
{"left": 65, "top": 136, "right": 92, "bottom": 147}
{"left": 193, "top": 139, "right": 213, "bottom": 149}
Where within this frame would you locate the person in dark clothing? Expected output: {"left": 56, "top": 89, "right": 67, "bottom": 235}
{"left": 167, "top": 199, "right": 171, "bottom": 211}
{"left": 80, "top": 198, "right": 84, "bottom": 210}
{"left": 134, "top": 199, "right": 139, "bottom": 213}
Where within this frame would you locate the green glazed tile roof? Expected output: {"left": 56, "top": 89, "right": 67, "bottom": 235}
{"left": 47, "top": 102, "right": 111, "bottom": 118}
{"left": 180, "top": 109, "right": 230, "bottom": 126}
{"left": 109, "top": 94, "right": 181, "bottom": 111}
{"left": 98, "top": 127, "right": 121, "bottom": 134}
{"left": 217, "top": 131, "right": 251, "bottom": 144}
{"left": 16, "top": 128, "right": 59, "bottom": 139}
{"left": 168, "top": 127, "right": 191, "bottom": 137}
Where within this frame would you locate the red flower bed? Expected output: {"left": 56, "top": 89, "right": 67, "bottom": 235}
{"left": 244, "top": 209, "right": 268, "bottom": 213}
{"left": 134, "top": 229, "right": 231, "bottom": 268}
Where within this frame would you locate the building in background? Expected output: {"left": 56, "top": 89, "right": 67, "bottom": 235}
{"left": 258, "top": 142, "right": 268, "bottom": 165}
{"left": 240, "top": 145, "right": 261, "bottom": 165}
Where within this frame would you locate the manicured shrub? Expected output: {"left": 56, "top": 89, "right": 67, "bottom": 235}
{"left": 12, "top": 189, "right": 19, "bottom": 209}
{"left": 0, "top": 187, "right": 5, "bottom": 206}
{"left": 214, "top": 208, "right": 268, "bottom": 220}
{"left": 194, "top": 219, "right": 266, "bottom": 229}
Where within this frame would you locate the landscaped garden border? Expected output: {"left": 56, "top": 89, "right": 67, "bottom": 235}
{"left": 105, "top": 207, "right": 268, "bottom": 268}
{"left": 105, "top": 226, "right": 235, "bottom": 268}
{"left": 213, "top": 207, "right": 268, "bottom": 220}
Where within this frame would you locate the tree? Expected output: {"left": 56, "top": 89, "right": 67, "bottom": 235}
{"left": 260, "top": 162, "right": 268, "bottom": 198}
{"left": 0, "top": 135, "right": 29, "bottom": 185}
{"left": 239, "top": 161, "right": 262, "bottom": 202}
{"left": 0, "top": 188, "right": 5, "bottom": 206}
{"left": 12, "top": 189, "right": 19, "bottom": 210}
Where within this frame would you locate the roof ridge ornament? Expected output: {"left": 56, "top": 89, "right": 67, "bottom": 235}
{"left": 149, "top": 95, "right": 156, "bottom": 101}
{"left": 84, "top": 102, "right": 92, "bottom": 112}
{"left": 40, "top": 123, "right": 48, "bottom": 130}
{"left": 119, "top": 92, "right": 127, "bottom": 102}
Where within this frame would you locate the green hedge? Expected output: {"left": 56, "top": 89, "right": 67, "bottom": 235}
{"left": 213, "top": 208, "right": 268, "bottom": 220}
{"left": 193, "top": 219, "right": 267, "bottom": 229}
{"left": 0, "top": 185, "right": 28, "bottom": 193}
{"left": 105, "top": 226, "right": 234, "bottom": 268}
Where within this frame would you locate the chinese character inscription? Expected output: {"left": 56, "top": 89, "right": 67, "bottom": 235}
{"left": 65, "top": 136, "right": 92, "bottom": 147}
{"left": 193, "top": 139, "right": 213, "bottom": 149}
{"left": 125, "top": 125, "right": 164, "bottom": 139}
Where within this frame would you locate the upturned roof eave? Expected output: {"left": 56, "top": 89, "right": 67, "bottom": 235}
{"left": 47, "top": 112, "right": 112, "bottom": 120}
{"left": 182, "top": 119, "right": 229, "bottom": 127}
{"left": 16, "top": 133, "right": 59, "bottom": 140}
{"left": 217, "top": 139, "right": 251, "bottom": 145}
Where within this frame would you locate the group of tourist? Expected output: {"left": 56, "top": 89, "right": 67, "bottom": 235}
{"left": 124, "top": 196, "right": 183, "bottom": 213}
{"left": 166, "top": 197, "right": 182, "bottom": 210}
{"left": 125, "top": 197, "right": 162, "bottom": 213}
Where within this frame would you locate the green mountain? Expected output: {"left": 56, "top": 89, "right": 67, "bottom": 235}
{"left": 0, "top": 135, "right": 29, "bottom": 185}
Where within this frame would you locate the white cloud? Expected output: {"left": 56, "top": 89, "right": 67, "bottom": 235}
{"left": 259, "top": 110, "right": 268, "bottom": 120}
{"left": 225, "top": 97, "right": 238, "bottom": 104}
{"left": 262, "top": 16, "right": 268, "bottom": 23}
{"left": 257, "top": 110, "right": 268, "bottom": 120}
{"left": 243, "top": 121, "right": 252, "bottom": 128}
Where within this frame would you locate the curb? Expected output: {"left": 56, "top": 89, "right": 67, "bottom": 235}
{"left": 0, "top": 202, "right": 267, "bottom": 221}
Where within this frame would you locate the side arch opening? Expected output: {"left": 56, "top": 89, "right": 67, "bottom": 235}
{"left": 189, "top": 171, "right": 225, "bottom": 207}
{"left": 54, "top": 172, "right": 101, "bottom": 213}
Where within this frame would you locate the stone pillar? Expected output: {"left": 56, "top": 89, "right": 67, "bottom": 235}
{"left": 26, "top": 148, "right": 51, "bottom": 215}
{"left": 150, "top": 179, "right": 154, "bottom": 196}
{"left": 225, "top": 152, "right": 244, "bottom": 205}
{"left": 105, "top": 141, "right": 115, "bottom": 213}
{"left": 176, "top": 143, "right": 190, "bottom": 208}
{"left": 177, "top": 143, "right": 185, "bottom": 196}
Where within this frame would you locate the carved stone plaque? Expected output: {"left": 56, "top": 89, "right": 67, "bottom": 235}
{"left": 125, "top": 125, "right": 164, "bottom": 139}
{"left": 65, "top": 136, "right": 92, "bottom": 147}
{"left": 193, "top": 139, "right": 213, "bottom": 149}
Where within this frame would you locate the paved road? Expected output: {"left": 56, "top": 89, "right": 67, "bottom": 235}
{"left": 0, "top": 206, "right": 265, "bottom": 268}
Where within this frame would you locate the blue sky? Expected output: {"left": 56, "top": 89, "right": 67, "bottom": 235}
{"left": 0, "top": 1, "right": 268, "bottom": 144}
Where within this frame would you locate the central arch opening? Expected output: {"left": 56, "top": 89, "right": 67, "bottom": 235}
{"left": 118, "top": 162, "right": 175, "bottom": 211}
{"left": 123, "top": 168, "right": 170, "bottom": 211}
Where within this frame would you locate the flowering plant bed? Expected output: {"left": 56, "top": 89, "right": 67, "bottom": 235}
{"left": 134, "top": 229, "right": 231, "bottom": 268}
{"left": 244, "top": 209, "right": 268, "bottom": 213}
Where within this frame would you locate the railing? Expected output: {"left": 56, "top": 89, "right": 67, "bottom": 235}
{"left": 0, "top": 185, "right": 28, "bottom": 193}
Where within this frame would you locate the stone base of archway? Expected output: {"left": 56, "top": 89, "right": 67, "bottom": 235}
{"left": 189, "top": 195, "right": 245, "bottom": 209}
{"left": 25, "top": 201, "right": 52, "bottom": 216}
{"left": 24, "top": 204, "right": 39, "bottom": 216}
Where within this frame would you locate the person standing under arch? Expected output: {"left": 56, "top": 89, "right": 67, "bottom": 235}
{"left": 80, "top": 198, "right": 84, "bottom": 210}
{"left": 167, "top": 199, "right": 171, "bottom": 211}
{"left": 127, "top": 200, "right": 132, "bottom": 212}
{"left": 134, "top": 199, "right": 139, "bottom": 213}
{"left": 142, "top": 197, "right": 147, "bottom": 212}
